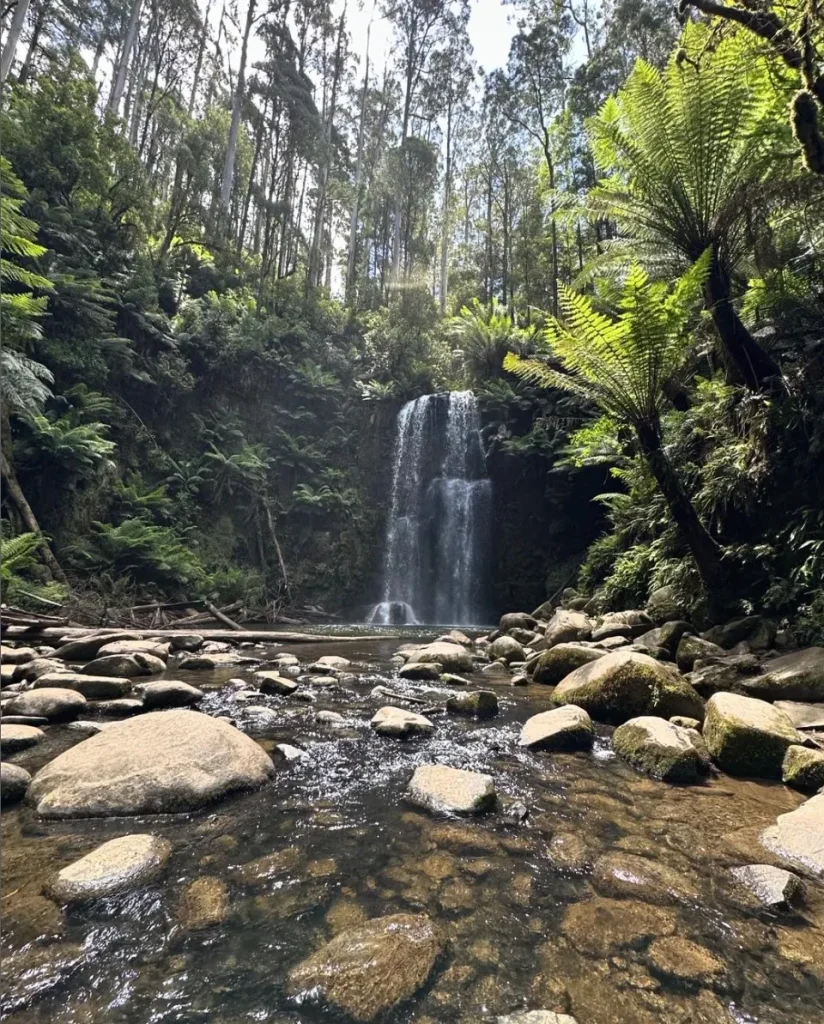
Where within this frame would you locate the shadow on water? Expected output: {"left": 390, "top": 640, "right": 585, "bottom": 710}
{"left": 3, "top": 630, "right": 824, "bottom": 1023}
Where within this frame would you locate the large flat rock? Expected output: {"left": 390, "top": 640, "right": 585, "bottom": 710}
{"left": 44, "top": 834, "right": 172, "bottom": 903}
{"left": 761, "top": 793, "right": 824, "bottom": 878}
{"left": 5, "top": 688, "right": 86, "bottom": 721}
{"left": 405, "top": 764, "right": 495, "bottom": 815}
{"left": 27, "top": 709, "right": 275, "bottom": 818}
{"left": 743, "top": 648, "right": 824, "bottom": 702}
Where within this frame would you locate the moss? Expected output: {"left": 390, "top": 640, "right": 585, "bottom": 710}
{"left": 703, "top": 700, "right": 797, "bottom": 779}
{"left": 612, "top": 723, "right": 700, "bottom": 783}
{"left": 782, "top": 745, "right": 824, "bottom": 792}
{"left": 792, "top": 91, "right": 824, "bottom": 175}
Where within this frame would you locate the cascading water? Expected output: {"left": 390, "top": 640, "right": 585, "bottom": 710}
{"left": 367, "top": 391, "right": 492, "bottom": 625}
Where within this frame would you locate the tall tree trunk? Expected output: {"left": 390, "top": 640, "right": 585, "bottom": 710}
{"left": 219, "top": 0, "right": 256, "bottom": 227}
{"left": 0, "top": 449, "right": 68, "bottom": 585}
{"left": 704, "top": 251, "right": 781, "bottom": 391}
{"left": 345, "top": 18, "right": 371, "bottom": 305}
{"left": 188, "top": 0, "right": 212, "bottom": 116}
{"left": 108, "top": 0, "right": 144, "bottom": 114}
{"left": 439, "top": 86, "right": 453, "bottom": 314}
{"left": 0, "top": 0, "right": 31, "bottom": 83}
{"left": 16, "top": 0, "right": 50, "bottom": 84}
{"left": 543, "top": 135, "right": 559, "bottom": 317}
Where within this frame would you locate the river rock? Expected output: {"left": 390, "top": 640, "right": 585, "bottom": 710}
{"left": 676, "top": 635, "right": 727, "bottom": 672}
{"left": 177, "top": 651, "right": 260, "bottom": 669}
{"left": 775, "top": 701, "right": 824, "bottom": 730}
{"left": 6, "top": 688, "right": 86, "bottom": 721}
{"left": 89, "top": 698, "right": 144, "bottom": 716}
{"left": 0, "top": 645, "right": 37, "bottom": 664}
{"left": 647, "top": 936, "right": 724, "bottom": 983}
{"left": 562, "top": 897, "right": 676, "bottom": 957}
{"left": 445, "top": 690, "right": 498, "bottom": 719}
{"left": 509, "top": 627, "right": 539, "bottom": 646}
{"left": 169, "top": 633, "right": 204, "bottom": 652}
{"left": 549, "top": 651, "right": 704, "bottom": 725}
{"left": 761, "top": 793, "right": 824, "bottom": 878}
{"left": 703, "top": 692, "right": 802, "bottom": 778}
{"left": 498, "top": 1014, "right": 578, "bottom": 1024}
{"left": 782, "top": 745, "right": 824, "bottom": 792}
{"left": 481, "top": 661, "right": 511, "bottom": 679}
{"left": 1, "top": 762, "right": 32, "bottom": 804}
{"left": 44, "top": 834, "right": 172, "bottom": 903}
{"left": 1, "top": 723, "right": 45, "bottom": 754}
{"left": 285, "top": 913, "right": 443, "bottom": 1022}
{"left": 140, "top": 680, "right": 204, "bottom": 709}
{"left": 688, "top": 655, "right": 763, "bottom": 697}
{"left": 612, "top": 716, "right": 706, "bottom": 783}
{"left": 499, "top": 612, "right": 538, "bottom": 633}
{"left": 53, "top": 632, "right": 142, "bottom": 661}
{"left": 531, "top": 644, "right": 604, "bottom": 686}
{"left": 27, "top": 709, "right": 275, "bottom": 818}
{"left": 406, "top": 764, "right": 496, "bottom": 815}
{"left": 730, "top": 864, "right": 805, "bottom": 908}
{"left": 646, "top": 585, "right": 690, "bottom": 624}
{"left": 702, "top": 615, "right": 776, "bottom": 651}
{"left": 274, "top": 743, "right": 309, "bottom": 762}
{"left": 176, "top": 876, "right": 228, "bottom": 930}
{"left": 519, "top": 706, "right": 594, "bottom": 751}
{"left": 742, "top": 648, "right": 824, "bottom": 702}
{"left": 254, "top": 671, "right": 298, "bottom": 695}
{"left": 405, "top": 642, "right": 473, "bottom": 673}
{"left": 544, "top": 609, "right": 592, "bottom": 648}
{"left": 96, "top": 639, "right": 170, "bottom": 660}
{"left": 13, "top": 658, "right": 70, "bottom": 682}
{"left": 488, "top": 635, "right": 525, "bottom": 664}
{"left": 591, "top": 610, "right": 652, "bottom": 642}
{"left": 32, "top": 672, "right": 132, "bottom": 699}
{"left": 371, "top": 706, "right": 435, "bottom": 738}
{"left": 81, "top": 653, "right": 165, "bottom": 678}
{"left": 310, "top": 655, "right": 351, "bottom": 672}
{"left": 592, "top": 851, "right": 699, "bottom": 903}
{"left": 399, "top": 662, "right": 442, "bottom": 681}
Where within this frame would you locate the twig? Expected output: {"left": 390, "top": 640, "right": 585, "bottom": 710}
{"left": 206, "top": 602, "right": 247, "bottom": 632}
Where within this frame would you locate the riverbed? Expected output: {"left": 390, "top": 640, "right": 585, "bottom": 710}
{"left": 2, "top": 627, "right": 823, "bottom": 1023}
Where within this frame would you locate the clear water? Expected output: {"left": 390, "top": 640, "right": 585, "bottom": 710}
{"left": 3, "top": 631, "right": 824, "bottom": 1024}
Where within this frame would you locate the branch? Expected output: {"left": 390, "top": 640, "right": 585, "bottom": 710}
{"left": 679, "top": 0, "right": 804, "bottom": 72}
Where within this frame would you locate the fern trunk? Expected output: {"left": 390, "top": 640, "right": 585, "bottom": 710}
{"left": 0, "top": 449, "right": 68, "bottom": 585}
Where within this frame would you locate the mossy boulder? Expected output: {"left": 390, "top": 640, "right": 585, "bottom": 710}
{"left": 612, "top": 716, "right": 706, "bottom": 783}
{"left": 487, "top": 635, "right": 525, "bottom": 664}
{"left": 445, "top": 690, "right": 498, "bottom": 719}
{"left": 702, "top": 692, "right": 802, "bottom": 778}
{"left": 646, "top": 585, "right": 690, "bottom": 624}
{"left": 544, "top": 609, "right": 593, "bottom": 648}
{"left": 782, "top": 744, "right": 824, "bottom": 792}
{"left": 676, "top": 635, "right": 726, "bottom": 672}
{"left": 531, "top": 644, "right": 605, "bottom": 686}
{"left": 549, "top": 651, "right": 705, "bottom": 725}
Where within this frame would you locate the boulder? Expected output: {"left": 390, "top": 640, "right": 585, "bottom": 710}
{"left": 254, "top": 671, "right": 298, "bottom": 696}
{"left": 688, "top": 655, "right": 763, "bottom": 698}
{"left": 591, "top": 852, "right": 699, "bottom": 904}
{"left": 89, "top": 698, "right": 143, "bottom": 717}
{"left": 646, "top": 585, "right": 690, "bottom": 625}
{"left": 81, "top": 653, "right": 165, "bottom": 678}
{"left": 499, "top": 612, "right": 538, "bottom": 633}
{"left": 399, "top": 662, "right": 442, "bottom": 681}
{"left": 370, "top": 706, "right": 435, "bottom": 738}
{"left": 761, "top": 793, "right": 824, "bottom": 878}
{"left": 508, "top": 627, "right": 539, "bottom": 646}
{"left": 1, "top": 723, "right": 45, "bottom": 754}
{"left": 612, "top": 716, "right": 706, "bottom": 783}
{"left": 140, "top": 680, "right": 203, "bottom": 709}
{"left": 53, "top": 633, "right": 141, "bottom": 662}
{"left": 44, "top": 834, "right": 172, "bottom": 903}
{"left": 591, "top": 610, "right": 652, "bottom": 642}
{"left": 782, "top": 745, "right": 824, "bottom": 792}
{"left": 405, "top": 642, "right": 473, "bottom": 673}
{"left": 445, "top": 690, "right": 498, "bottom": 719}
{"left": 498, "top": 1014, "right": 578, "bottom": 1024}
{"left": 437, "top": 630, "right": 472, "bottom": 646}
{"left": 636, "top": 621, "right": 693, "bottom": 658}
{"left": 13, "top": 658, "right": 71, "bottom": 682}
{"left": 439, "top": 673, "right": 470, "bottom": 687}
{"left": 27, "top": 709, "right": 275, "bottom": 818}
{"left": 775, "top": 701, "right": 824, "bottom": 730}
{"left": 544, "top": 610, "right": 592, "bottom": 648}
{"left": 0, "top": 645, "right": 37, "bottom": 664}
{"left": 405, "top": 764, "right": 496, "bottom": 815}
{"left": 730, "top": 864, "right": 805, "bottom": 908}
{"left": 175, "top": 876, "right": 228, "bottom": 930}
{"left": 488, "top": 635, "right": 525, "bottom": 664}
{"left": 310, "top": 656, "right": 351, "bottom": 672}
{"left": 168, "top": 634, "right": 204, "bottom": 652}
{"left": 177, "top": 651, "right": 260, "bottom": 669}
{"left": 32, "top": 672, "right": 132, "bottom": 700}
{"left": 702, "top": 615, "right": 776, "bottom": 652}
{"left": 743, "top": 648, "right": 824, "bottom": 703}
{"left": 481, "top": 661, "right": 511, "bottom": 679}
{"left": 549, "top": 651, "right": 704, "bottom": 725}
{"left": 272, "top": 652, "right": 300, "bottom": 666}
{"left": 519, "top": 706, "right": 594, "bottom": 752}
{"left": 1, "top": 762, "right": 32, "bottom": 805}
{"left": 676, "top": 635, "right": 726, "bottom": 672}
{"left": 274, "top": 743, "right": 309, "bottom": 762}
{"left": 531, "top": 644, "right": 604, "bottom": 686}
{"left": 96, "top": 640, "right": 170, "bottom": 660}
{"left": 702, "top": 692, "right": 802, "bottom": 778}
{"left": 6, "top": 687, "right": 86, "bottom": 722}
{"left": 670, "top": 715, "right": 701, "bottom": 730}
{"left": 285, "top": 913, "right": 443, "bottom": 1023}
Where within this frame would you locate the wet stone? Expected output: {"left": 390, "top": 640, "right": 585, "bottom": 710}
{"left": 1, "top": 761, "right": 32, "bottom": 805}
{"left": 44, "top": 834, "right": 172, "bottom": 903}
{"left": 371, "top": 705, "right": 435, "bottom": 738}
{"left": 445, "top": 689, "right": 498, "bottom": 719}
{"left": 562, "top": 897, "right": 677, "bottom": 956}
{"left": 254, "top": 671, "right": 298, "bottom": 695}
{"left": 497, "top": 1013, "right": 579, "bottom": 1024}
{"left": 647, "top": 936, "right": 725, "bottom": 984}
{"left": 730, "top": 864, "right": 805, "bottom": 908}
{"left": 176, "top": 876, "right": 229, "bottom": 930}
{"left": 406, "top": 764, "right": 496, "bottom": 815}
{"left": 0, "top": 723, "right": 45, "bottom": 754}
{"left": 141, "top": 679, "right": 203, "bottom": 708}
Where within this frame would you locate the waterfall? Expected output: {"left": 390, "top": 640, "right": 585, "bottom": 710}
{"left": 367, "top": 391, "right": 492, "bottom": 625}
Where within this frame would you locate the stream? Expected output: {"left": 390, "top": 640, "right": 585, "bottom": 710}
{"left": 3, "top": 626, "right": 824, "bottom": 1023}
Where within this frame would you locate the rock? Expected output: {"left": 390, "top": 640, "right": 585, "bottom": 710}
{"left": 782, "top": 745, "right": 824, "bottom": 792}
{"left": 96, "top": 639, "right": 170, "bottom": 660}
{"left": 670, "top": 715, "right": 700, "bottom": 730}
{"left": 89, "top": 698, "right": 144, "bottom": 716}
{"left": 1, "top": 762, "right": 32, "bottom": 804}
{"left": 66, "top": 720, "right": 109, "bottom": 736}
{"left": 562, "top": 897, "right": 676, "bottom": 957}
{"left": 274, "top": 743, "right": 309, "bottom": 762}
{"left": 31, "top": 672, "right": 132, "bottom": 700}
{"left": 405, "top": 765, "right": 496, "bottom": 815}
{"left": 254, "top": 671, "right": 298, "bottom": 696}
{"left": 775, "top": 701, "right": 824, "bottom": 730}
{"left": 176, "top": 876, "right": 228, "bottom": 930}
{"left": 592, "top": 851, "right": 699, "bottom": 903}
{"left": 53, "top": 633, "right": 141, "bottom": 661}
{"left": 168, "top": 634, "right": 204, "bottom": 652}
{"left": 687, "top": 655, "right": 762, "bottom": 697}
{"left": 510, "top": 673, "right": 528, "bottom": 687}
{"left": 761, "top": 792, "right": 824, "bottom": 878}
{"left": 497, "top": 1014, "right": 578, "bottom": 1024}
{"left": 544, "top": 610, "right": 592, "bottom": 648}
{"left": 743, "top": 648, "right": 824, "bottom": 702}
{"left": 676, "top": 635, "right": 726, "bottom": 672}
{"left": 730, "top": 864, "right": 805, "bottom": 908}
{"left": 636, "top": 621, "right": 693, "bottom": 658}
{"left": 1, "top": 723, "right": 45, "bottom": 754}
{"left": 272, "top": 652, "right": 300, "bottom": 666}
{"left": 519, "top": 706, "right": 594, "bottom": 751}
{"left": 13, "top": 658, "right": 70, "bottom": 682}
{"left": 703, "top": 692, "right": 802, "bottom": 778}
{"left": 499, "top": 612, "right": 538, "bottom": 633}
{"left": 647, "top": 936, "right": 724, "bottom": 983}
{"left": 405, "top": 642, "right": 473, "bottom": 673}
{"left": 481, "top": 661, "right": 511, "bottom": 679}
{"left": 371, "top": 706, "right": 435, "bottom": 738}
{"left": 27, "top": 709, "right": 275, "bottom": 818}
{"left": 242, "top": 706, "right": 279, "bottom": 729}
{"left": 310, "top": 655, "right": 351, "bottom": 672}
{"left": 285, "top": 913, "right": 443, "bottom": 1023}
{"left": 177, "top": 651, "right": 260, "bottom": 669}
{"left": 399, "top": 662, "right": 442, "bottom": 681}
{"left": 702, "top": 615, "right": 776, "bottom": 652}
{"left": 488, "top": 636, "right": 525, "bottom": 664}
{"left": 81, "top": 653, "right": 166, "bottom": 678}
{"left": 531, "top": 600, "right": 555, "bottom": 620}
{"left": 445, "top": 690, "right": 498, "bottom": 719}
{"left": 316, "top": 710, "right": 345, "bottom": 725}
{"left": 612, "top": 716, "right": 706, "bottom": 783}
{"left": 0, "top": 714, "right": 46, "bottom": 725}
{"left": 45, "top": 834, "right": 172, "bottom": 903}
{"left": 141, "top": 680, "right": 203, "bottom": 709}
{"left": 6, "top": 688, "right": 86, "bottom": 721}
{"left": 549, "top": 651, "right": 704, "bottom": 725}
{"left": 646, "top": 585, "right": 690, "bottom": 624}
{"left": 0, "top": 645, "right": 37, "bottom": 664}
{"left": 531, "top": 644, "right": 605, "bottom": 686}
{"left": 509, "top": 627, "right": 539, "bottom": 646}
{"left": 437, "top": 630, "right": 472, "bottom": 646}
{"left": 591, "top": 610, "right": 652, "bottom": 642}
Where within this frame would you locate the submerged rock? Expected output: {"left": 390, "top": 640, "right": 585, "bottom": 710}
{"left": 176, "top": 876, "right": 228, "bottom": 930}
{"left": 531, "top": 644, "right": 604, "bottom": 686}
{"left": 32, "top": 672, "right": 132, "bottom": 699}
{"left": 782, "top": 745, "right": 824, "bottom": 792}
{"left": 82, "top": 653, "right": 165, "bottom": 678}
{"left": 519, "top": 706, "right": 594, "bottom": 752}
{"left": 254, "top": 671, "right": 298, "bottom": 696}
{"left": 371, "top": 705, "right": 435, "bottom": 738}
{"left": 702, "top": 692, "right": 801, "bottom": 778}
{"left": 28, "top": 710, "right": 275, "bottom": 818}
{"left": 647, "top": 936, "right": 724, "bottom": 983}
{"left": 44, "top": 834, "right": 172, "bottom": 903}
{"left": 1, "top": 762, "right": 32, "bottom": 805}
{"left": 0, "top": 723, "right": 45, "bottom": 754}
{"left": 761, "top": 793, "right": 824, "bottom": 877}
{"left": 140, "top": 680, "right": 203, "bottom": 709}
{"left": 5, "top": 687, "right": 86, "bottom": 721}
{"left": 445, "top": 690, "right": 498, "bottom": 719}
{"left": 405, "top": 764, "right": 496, "bottom": 815}
{"left": 743, "top": 647, "right": 824, "bottom": 702}
{"left": 285, "top": 913, "right": 443, "bottom": 1022}
{"left": 561, "top": 896, "right": 676, "bottom": 957}
{"left": 497, "top": 1013, "right": 578, "bottom": 1024}
{"left": 729, "top": 864, "right": 805, "bottom": 908}
{"left": 544, "top": 610, "right": 592, "bottom": 648}
{"left": 591, "top": 851, "right": 698, "bottom": 903}
{"left": 612, "top": 716, "right": 706, "bottom": 783}
{"left": 405, "top": 642, "right": 473, "bottom": 673}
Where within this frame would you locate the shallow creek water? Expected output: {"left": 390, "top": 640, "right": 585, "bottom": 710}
{"left": 3, "top": 627, "right": 824, "bottom": 1023}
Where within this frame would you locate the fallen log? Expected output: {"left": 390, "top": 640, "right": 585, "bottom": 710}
{"left": 1, "top": 623, "right": 395, "bottom": 643}
{"left": 205, "top": 601, "right": 247, "bottom": 632}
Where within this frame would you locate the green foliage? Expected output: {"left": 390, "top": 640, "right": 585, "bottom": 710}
{"left": 0, "top": 530, "right": 68, "bottom": 607}
{"left": 448, "top": 298, "right": 528, "bottom": 382}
